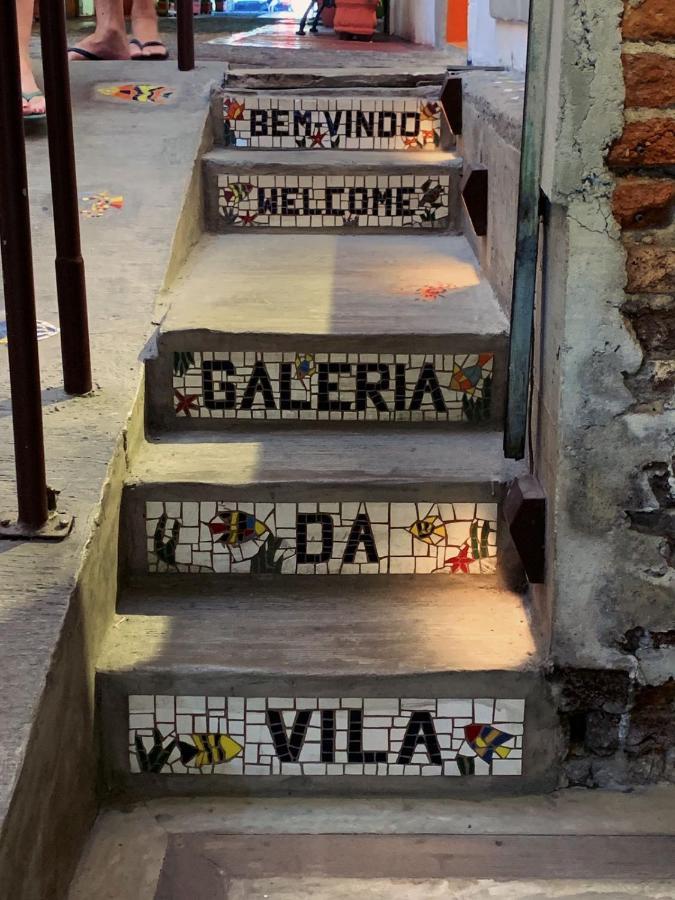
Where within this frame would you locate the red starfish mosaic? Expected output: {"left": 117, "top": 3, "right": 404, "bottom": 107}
{"left": 174, "top": 388, "right": 200, "bottom": 416}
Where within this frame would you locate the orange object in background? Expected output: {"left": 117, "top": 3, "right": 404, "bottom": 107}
{"left": 334, "top": 0, "right": 378, "bottom": 37}
{"left": 446, "top": 0, "right": 468, "bottom": 44}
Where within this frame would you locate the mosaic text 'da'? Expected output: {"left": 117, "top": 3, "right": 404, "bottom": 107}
{"left": 216, "top": 174, "right": 451, "bottom": 229}
{"left": 129, "top": 696, "right": 525, "bottom": 777}
{"left": 146, "top": 501, "right": 498, "bottom": 575}
{"left": 223, "top": 95, "right": 442, "bottom": 152}
{"left": 173, "top": 352, "right": 494, "bottom": 423}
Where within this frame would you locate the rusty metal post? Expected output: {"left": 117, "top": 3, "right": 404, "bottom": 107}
{"left": 39, "top": 0, "right": 92, "bottom": 396}
{"left": 176, "top": 0, "right": 195, "bottom": 72}
{"left": 0, "top": 0, "right": 49, "bottom": 528}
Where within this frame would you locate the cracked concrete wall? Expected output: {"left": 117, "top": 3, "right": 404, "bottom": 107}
{"left": 534, "top": 0, "right": 675, "bottom": 785}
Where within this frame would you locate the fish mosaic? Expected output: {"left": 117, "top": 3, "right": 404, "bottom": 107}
{"left": 80, "top": 191, "right": 124, "bottom": 218}
{"left": 97, "top": 83, "right": 174, "bottom": 104}
{"left": 464, "top": 724, "right": 514, "bottom": 763}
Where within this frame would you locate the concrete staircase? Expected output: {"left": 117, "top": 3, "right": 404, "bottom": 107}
{"left": 97, "top": 73, "right": 559, "bottom": 799}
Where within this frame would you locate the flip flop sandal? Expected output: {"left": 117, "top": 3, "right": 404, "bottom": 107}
{"left": 22, "top": 91, "right": 46, "bottom": 121}
{"left": 68, "top": 46, "right": 105, "bottom": 61}
{"left": 129, "top": 38, "right": 170, "bottom": 61}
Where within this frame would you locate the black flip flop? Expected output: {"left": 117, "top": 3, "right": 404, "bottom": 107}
{"left": 68, "top": 46, "right": 105, "bottom": 61}
{"left": 129, "top": 38, "right": 170, "bottom": 61}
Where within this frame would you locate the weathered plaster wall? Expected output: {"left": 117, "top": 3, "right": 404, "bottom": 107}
{"left": 468, "top": 0, "right": 528, "bottom": 70}
{"left": 534, "top": 0, "right": 675, "bottom": 786}
{"left": 389, "top": 0, "right": 442, "bottom": 46}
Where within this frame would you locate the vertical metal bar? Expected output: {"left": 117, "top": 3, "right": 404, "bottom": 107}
{"left": 177, "top": 0, "right": 195, "bottom": 71}
{"left": 0, "top": 0, "right": 49, "bottom": 528}
{"left": 504, "top": 0, "right": 553, "bottom": 460}
{"left": 39, "top": 0, "right": 92, "bottom": 396}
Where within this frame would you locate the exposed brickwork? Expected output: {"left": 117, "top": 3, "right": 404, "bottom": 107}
{"left": 622, "top": 0, "right": 675, "bottom": 42}
{"left": 612, "top": 178, "right": 675, "bottom": 228}
{"left": 625, "top": 242, "right": 675, "bottom": 293}
{"left": 623, "top": 53, "right": 675, "bottom": 109}
{"left": 608, "top": 118, "right": 675, "bottom": 169}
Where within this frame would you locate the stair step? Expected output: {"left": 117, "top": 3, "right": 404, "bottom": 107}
{"left": 148, "top": 234, "right": 508, "bottom": 432}
{"left": 98, "top": 582, "right": 558, "bottom": 795}
{"left": 219, "top": 90, "right": 449, "bottom": 153}
{"left": 203, "top": 148, "right": 462, "bottom": 234}
{"left": 122, "top": 432, "right": 523, "bottom": 579}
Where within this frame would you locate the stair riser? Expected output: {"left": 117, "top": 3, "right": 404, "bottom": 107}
{"left": 149, "top": 344, "right": 506, "bottom": 432}
{"left": 100, "top": 675, "right": 560, "bottom": 797}
{"left": 123, "top": 492, "right": 513, "bottom": 578}
{"left": 218, "top": 93, "right": 450, "bottom": 153}
{"left": 203, "top": 162, "right": 461, "bottom": 234}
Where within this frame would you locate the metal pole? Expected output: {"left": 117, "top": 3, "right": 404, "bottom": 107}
{"left": 0, "top": 0, "right": 49, "bottom": 528}
{"left": 39, "top": 0, "right": 92, "bottom": 396}
{"left": 177, "top": 0, "right": 195, "bottom": 72}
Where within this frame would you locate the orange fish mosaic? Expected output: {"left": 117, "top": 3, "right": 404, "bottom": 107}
{"left": 80, "top": 192, "right": 124, "bottom": 219}
{"left": 97, "top": 84, "right": 174, "bottom": 104}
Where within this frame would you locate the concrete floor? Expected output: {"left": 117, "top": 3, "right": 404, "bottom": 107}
{"left": 69, "top": 789, "right": 675, "bottom": 898}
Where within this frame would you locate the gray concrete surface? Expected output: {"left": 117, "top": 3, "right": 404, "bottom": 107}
{"left": 68, "top": 789, "right": 675, "bottom": 899}
{"left": 0, "top": 60, "right": 221, "bottom": 900}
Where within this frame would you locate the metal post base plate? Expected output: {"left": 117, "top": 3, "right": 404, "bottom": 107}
{"left": 0, "top": 512, "right": 74, "bottom": 541}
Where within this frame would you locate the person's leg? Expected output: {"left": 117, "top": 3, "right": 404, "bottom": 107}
{"left": 130, "top": 0, "right": 166, "bottom": 57}
{"left": 17, "top": 0, "right": 45, "bottom": 115}
{"left": 68, "top": 0, "right": 130, "bottom": 61}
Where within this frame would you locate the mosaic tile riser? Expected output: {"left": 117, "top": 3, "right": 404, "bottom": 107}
{"left": 172, "top": 352, "right": 494, "bottom": 423}
{"left": 147, "top": 501, "right": 499, "bottom": 575}
{"left": 223, "top": 95, "right": 443, "bottom": 152}
{"left": 215, "top": 173, "right": 452, "bottom": 229}
{"left": 130, "top": 695, "right": 525, "bottom": 777}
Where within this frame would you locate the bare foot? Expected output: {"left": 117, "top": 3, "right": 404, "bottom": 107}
{"left": 68, "top": 29, "right": 131, "bottom": 61}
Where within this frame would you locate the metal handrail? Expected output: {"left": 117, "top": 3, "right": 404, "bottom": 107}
{"left": 176, "top": 0, "right": 195, "bottom": 71}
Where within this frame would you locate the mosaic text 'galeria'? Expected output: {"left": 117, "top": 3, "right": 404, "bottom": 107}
{"left": 130, "top": 695, "right": 525, "bottom": 777}
{"left": 172, "top": 351, "right": 494, "bottom": 423}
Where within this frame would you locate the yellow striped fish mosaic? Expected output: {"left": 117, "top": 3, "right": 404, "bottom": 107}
{"left": 96, "top": 83, "right": 176, "bottom": 105}
{"left": 145, "top": 501, "right": 498, "bottom": 575}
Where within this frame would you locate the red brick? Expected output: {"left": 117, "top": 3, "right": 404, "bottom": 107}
{"left": 625, "top": 242, "right": 675, "bottom": 293}
{"left": 608, "top": 118, "right": 675, "bottom": 169}
{"left": 623, "top": 54, "right": 675, "bottom": 109}
{"left": 612, "top": 178, "right": 675, "bottom": 228}
{"left": 623, "top": 0, "right": 675, "bottom": 41}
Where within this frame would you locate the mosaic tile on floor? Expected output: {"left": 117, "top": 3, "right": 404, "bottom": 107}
{"left": 172, "top": 351, "right": 494, "bottom": 424}
{"left": 223, "top": 95, "right": 443, "bottom": 152}
{"left": 129, "top": 695, "right": 525, "bottom": 777}
{"left": 146, "top": 501, "right": 499, "bottom": 575}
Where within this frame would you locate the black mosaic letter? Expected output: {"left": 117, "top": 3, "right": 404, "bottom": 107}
{"left": 318, "top": 363, "right": 352, "bottom": 412}
{"left": 401, "top": 111, "right": 421, "bottom": 136}
{"left": 321, "top": 709, "right": 336, "bottom": 763}
{"left": 396, "top": 187, "right": 415, "bottom": 216}
{"left": 258, "top": 187, "right": 279, "bottom": 215}
{"left": 280, "top": 362, "right": 312, "bottom": 410}
{"left": 294, "top": 109, "right": 313, "bottom": 136}
{"left": 356, "top": 110, "right": 375, "bottom": 138}
{"left": 282, "top": 187, "right": 299, "bottom": 215}
{"left": 240, "top": 360, "right": 277, "bottom": 410}
{"left": 326, "top": 187, "right": 345, "bottom": 215}
{"left": 296, "top": 513, "right": 334, "bottom": 565}
{"left": 349, "top": 187, "right": 369, "bottom": 216}
{"left": 396, "top": 712, "right": 443, "bottom": 766}
{"left": 202, "top": 360, "right": 237, "bottom": 410}
{"left": 378, "top": 110, "right": 397, "bottom": 138}
{"left": 355, "top": 363, "right": 390, "bottom": 412}
{"left": 266, "top": 709, "right": 313, "bottom": 762}
{"left": 373, "top": 188, "right": 393, "bottom": 216}
{"left": 343, "top": 512, "right": 379, "bottom": 564}
{"left": 395, "top": 363, "right": 407, "bottom": 411}
{"left": 324, "top": 110, "right": 343, "bottom": 137}
{"left": 271, "top": 109, "right": 289, "bottom": 136}
{"left": 409, "top": 362, "right": 447, "bottom": 412}
{"left": 251, "top": 109, "right": 268, "bottom": 137}
{"left": 347, "top": 709, "right": 387, "bottom": 764}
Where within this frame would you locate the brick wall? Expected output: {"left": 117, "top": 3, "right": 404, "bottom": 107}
{"left": 610, "top": 0, "right": 675, "bottom": 408}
